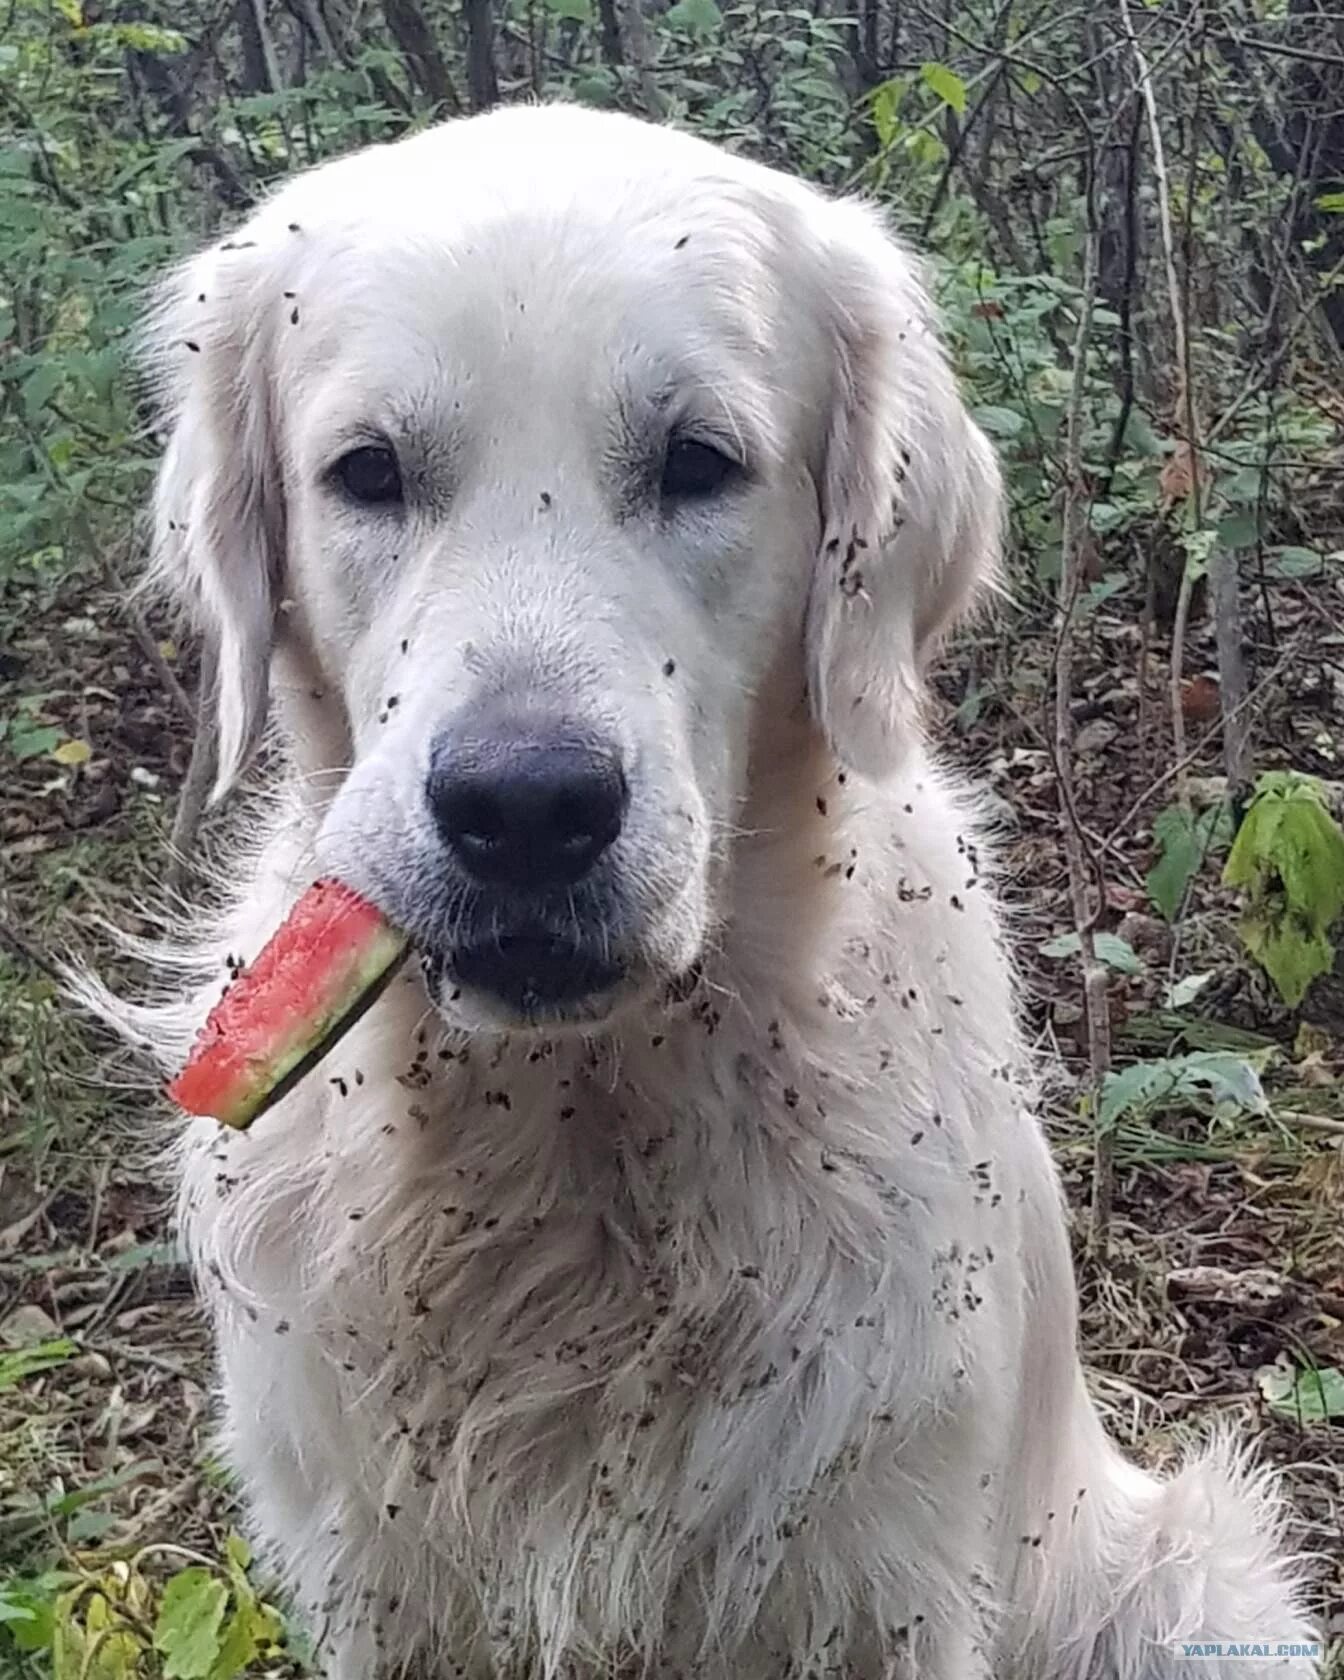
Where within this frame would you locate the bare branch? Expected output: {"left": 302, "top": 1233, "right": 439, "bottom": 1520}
{"left": 616, "top": 0, "right": 666, "bottom": 118}
{"left": 383, "top": 0, "right": 461, "bottom": 112}
{"left": 1121, "top": 0, "right": 1201, "bottom": 813}
{"left": 463, "top": 0, "right": 500, "bottom": 111}
{"left": 1050, "top": 175, "right": 1115, "bottom": 1258}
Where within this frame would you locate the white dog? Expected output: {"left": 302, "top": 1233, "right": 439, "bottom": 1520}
{"left": 103, "top": 104, "right": 1317, "bottom": 1677}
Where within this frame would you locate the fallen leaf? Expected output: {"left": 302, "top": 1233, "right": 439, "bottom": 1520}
{"left": 1167, "top": 1265, "right": 1291, "bottom": 1312}
{"left": 1180, "top": 675, "right": 1221, "bottom": 724}
{"left": 1158, "top": 438, "right": 1212, "bottom": 509}
{"left": 1257, "top": 1355, "right": 1344, "bottom": 1423}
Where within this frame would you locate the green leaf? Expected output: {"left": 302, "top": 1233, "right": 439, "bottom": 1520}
{"left": 1222, "top": 465, "right": 1266, "bottom": 505}
{"left": 154, "top": 1570, "right": 230, "bottom": 1679}
{"left": 664, "top": 0, "right": 722, "bottom": 31}
{"left": 44, "top": 1460, "right": 160, "bottom": 1520}
{"left": 953, "top": 679, "right": 985, "bottom": 732}
{"left": 571, "top": 72, "right": 615, "bottom": 105}
{"left": 66, "top": 1507, "right": 119, "bottom": 1543}
{"left": 1164, "top": 971, "right": 1214, "bottom": 1009}
{"left": 205, "top": 1610, "right": 257, "bottom": 1680}
{"left": 870, "top": 78, "right": 906, "bottom": 149}
{"left": 1100, "top": 1051, "right": 1267, "bottom": 1127}
{"left": 545, "top": 0, "right": 593, "bottom": 19}
{"left": 1147, "top": 802, "right": 1231, "bottom": 922}
{"left": 1259, "top": 1357, "right": 1344, "bottom": 1422}
{"left": 106, "top": 19, "right": 187, "bottom": 50}
{"left": 22, "top": 362, "right": 64, "bottom": 421}
{"left": 212, "top": 1540, "right": 285, "bottom": 1678}
{"left": 0, "top": 1584, "right": 57, "bottom": 1653}
{"left": 1122, "top": 409, "right": 1165, "bottom": 457}
{"left": 7, "top": 722, "right": 63, "bottom": 761}
{"left": 106, "top": 1239, "right": 182, "bottom": 1272}
{"left": 1266, "top": 545, "right": 1323, "bottom": 578}
{"left": 1178, "top": 525, "right": 1216, "bottom": 580}
{"left": 1215, "top": 512, "right": 1260, "bottom": 549}
{"left": 920, "top": 60, "right": 967, "bottom": 115}
{"left": 1315, "top": 191, "right": 1344, "bottom": 214}
{"left": 972, "top": 404, "right": 1024, "bottom": 439}
{"left": 1082, "top": 575, "right": 1128, "bottom": 612}
{"left": 0, "top": 1338, "right": 77, "bottom": 1392}
{"left": 1238, "top": 912, "right": 1334, "bottom": 1009}
{"left": 1224, "top": 772, "right": 1344, "bottom": 1005}
{"left": 1039, "top": 931, "right": 1145, "bottom": 976}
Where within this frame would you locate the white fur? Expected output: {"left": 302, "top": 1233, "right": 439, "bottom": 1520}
{"left": 100, "top": 104, "right": 1316, "bottom": 1678}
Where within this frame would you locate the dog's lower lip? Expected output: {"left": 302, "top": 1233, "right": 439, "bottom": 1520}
{"left": 430, "top": 932, "right": 623, "bottom": 1010}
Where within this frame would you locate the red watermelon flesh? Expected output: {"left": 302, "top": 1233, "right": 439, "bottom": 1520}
{"left": 167, "top": 879, "right": 409, "bottom": 1129}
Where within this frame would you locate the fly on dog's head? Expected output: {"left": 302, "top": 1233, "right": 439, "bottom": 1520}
{"left": 140, "top": 106, "right": 1000, "bottom": 1031}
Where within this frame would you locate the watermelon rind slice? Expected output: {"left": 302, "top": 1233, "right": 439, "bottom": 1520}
{"left": 167, "top": 881, "right": 410, "bottom": 1129}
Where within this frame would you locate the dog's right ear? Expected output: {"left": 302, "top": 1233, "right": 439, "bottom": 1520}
{"left": 139, "top": 229, "right": 285, "bottom": 802}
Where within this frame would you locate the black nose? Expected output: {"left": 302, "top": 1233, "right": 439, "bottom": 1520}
{"left": 427, "top": 729, "right": 628, "bottom": 888}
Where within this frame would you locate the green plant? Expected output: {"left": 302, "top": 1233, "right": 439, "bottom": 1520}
{"left": 1223, "top": 772, "right": 1344, "bottom": 1006}
{"left": 0, "top": 1340, "right": 77, "bottom": 1394}
{"left": 1258, "top": 1355, "right": 1344, "bottom": 1426}
{"left": 1099, "top": 1050, "right": 1269, "bottom": 1129}
{"left": 0, "top": 1536, "right": 288, "bottom": 1678}
{"left": 1146, "top": 801, "right": 1235, "bottom": 922}
{"left": 1039, "top": 930, "right": 1145, "bottom": 975}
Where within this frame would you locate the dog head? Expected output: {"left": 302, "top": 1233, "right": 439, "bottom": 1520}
{"left": 143, "top": 105, "right": 1000, "bottom": 1030}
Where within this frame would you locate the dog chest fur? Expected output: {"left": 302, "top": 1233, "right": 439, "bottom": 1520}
{"left": 178, "top": 769, "right": 1047, "bottom": 1677}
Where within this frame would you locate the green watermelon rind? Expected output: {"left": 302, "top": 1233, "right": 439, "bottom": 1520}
{"left": 168, "top": 887, "right": 411, "bottom": 1129}
{"left": 215, "top": 920, "right": 410, "bottom": 1128}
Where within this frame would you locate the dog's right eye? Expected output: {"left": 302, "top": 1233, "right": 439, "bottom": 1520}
{"left": 660, "top": 438, "right": 738, "bottom": 501}
{"left": 331, "top": 445, "right": 403, "bottom": 506}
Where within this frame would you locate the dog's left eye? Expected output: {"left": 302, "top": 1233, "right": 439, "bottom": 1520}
{"left": 661, "top": 438, "right": 738, "bottom": 501}
{"left": 331, "top": 444, "right": 403, "bottom": 506}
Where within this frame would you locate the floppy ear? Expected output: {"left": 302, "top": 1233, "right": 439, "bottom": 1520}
{"left": 139, "top": 230, "right": 285, "bottom": 802}
{"left": 805, "top": 198, "right": 1002, "bottom": 780}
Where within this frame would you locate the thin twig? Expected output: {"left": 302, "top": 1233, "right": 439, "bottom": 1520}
{"left": 1050, "top": 167, "right": 1114, "bottom": 1258}
{"left": 1184, "top": 23, "right": 1250, "bottom": 792}
{"left": 84, "top": 1340, "right": 196, "bottom": 1382}
{"left": 1273, "top": 1112, "right": 1344, "bottom": 1141}
{"left": 1121, "top": 0, "right": 1197, "bottom": 814}
{"left": 90, "top": 531, "right": 196, "bottom": 728}
{"left": 1168, "top": 569, "right": 1196, "bottom": 817}
{"left": 85, "top": 1155, "right": 111, "bottom": 1257}
{"left": 616, "top": 0, "right": 665, "bottom": 118}
{"left": 1102, "top": 639, "right": 1298, "bottom": 851}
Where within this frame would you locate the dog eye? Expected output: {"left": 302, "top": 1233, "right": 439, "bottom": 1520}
{"left": 660, "top": 438, "right": 738, "bottom": 501}
{"left": 331, "top": 444, "right": 403, "bottom": 506}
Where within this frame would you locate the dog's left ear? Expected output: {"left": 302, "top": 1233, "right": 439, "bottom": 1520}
{"left": 805, "top": 198, "right": 1002, "bottom": 780}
